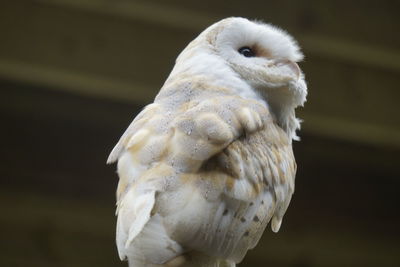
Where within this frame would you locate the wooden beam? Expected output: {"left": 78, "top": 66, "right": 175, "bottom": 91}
{"left": 301, "top": 112, "right": 400, "bottom": 149}
{"left": 33, "top": 0, "right": 400, "bottom": 72}
{"left": 0, "top": 59, "right": 153, "bottom": 104}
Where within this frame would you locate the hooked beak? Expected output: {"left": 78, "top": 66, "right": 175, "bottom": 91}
{"left": 274, "top": 60, "right": 301, "bottom": 81}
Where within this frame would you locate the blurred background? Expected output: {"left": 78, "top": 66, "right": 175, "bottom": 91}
{"left": 1, "top": 0, "right": 399, "bottom": 266}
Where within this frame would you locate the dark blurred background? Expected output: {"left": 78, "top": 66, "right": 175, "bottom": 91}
{"left": 1, "top": 0, "right": 399, "bottom": 266}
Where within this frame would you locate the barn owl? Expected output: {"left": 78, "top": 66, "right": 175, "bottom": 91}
{"left": 107, "top": 17, "right": 307, "bottom": 267}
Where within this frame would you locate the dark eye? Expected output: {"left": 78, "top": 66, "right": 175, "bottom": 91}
{"left": 238, "top": 46, "right": 255, "bottom": 57}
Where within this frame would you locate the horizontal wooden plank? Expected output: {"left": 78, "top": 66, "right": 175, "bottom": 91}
{"left": 29, "top": 0, "right": 400, "bottom": 72}
{"left": 0, "top": 58, "right": 154, "bottom": 104}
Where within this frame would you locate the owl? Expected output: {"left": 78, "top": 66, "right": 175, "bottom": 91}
{"left": 107, "top": 17, "right": 307, "bottom": 267}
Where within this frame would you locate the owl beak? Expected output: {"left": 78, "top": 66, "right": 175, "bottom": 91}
{"left": 274, "top": 60, "right": 301, "bottom": 81}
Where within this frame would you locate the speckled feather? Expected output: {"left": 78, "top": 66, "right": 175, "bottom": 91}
{"left": 108, "top": 17, "right": 307, "bottom": 267}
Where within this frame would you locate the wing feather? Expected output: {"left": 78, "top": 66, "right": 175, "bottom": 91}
{"left": 107, "top": 103, "right": 162, "bottom": 164}
{"left": 110, "top": 91, "right": 296, "bottom": 265}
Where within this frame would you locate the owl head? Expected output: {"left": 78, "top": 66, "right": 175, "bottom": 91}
{"left": 168, "top": 17, "right": 307, "bottom": 139}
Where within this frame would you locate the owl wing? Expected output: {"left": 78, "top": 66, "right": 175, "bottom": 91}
{"left": 156, "top": 98, "right": 296, "bottom": 263}
{"left": 107, "top": 103, "right": 161, "bottom": 165}
{"left": 109, "top": 95, "right": 296, "bottom": 264}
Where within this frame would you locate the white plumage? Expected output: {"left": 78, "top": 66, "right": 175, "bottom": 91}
{"left": 108, "top": 17, "right": 307, "bottom": 266}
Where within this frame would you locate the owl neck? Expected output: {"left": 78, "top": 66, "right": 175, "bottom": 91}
{"left": 271, "top": 102, "right": 300, "bottom": 141}
{"left": 261, "top": 85, "right": 302, "bottom": 141}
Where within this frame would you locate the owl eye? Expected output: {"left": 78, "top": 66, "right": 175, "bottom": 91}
{"left": 238, "top": 47, "right": 255, "bottom": 57}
